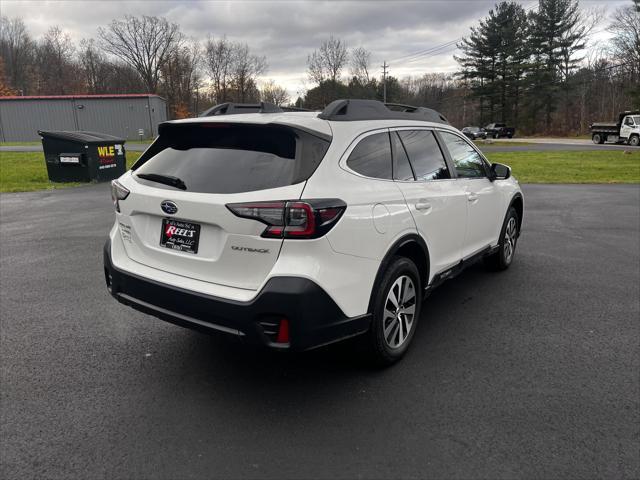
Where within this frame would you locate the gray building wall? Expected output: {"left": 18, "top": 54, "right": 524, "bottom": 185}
{"left": 0, "top": 95, "right": 168, "bottom": 142}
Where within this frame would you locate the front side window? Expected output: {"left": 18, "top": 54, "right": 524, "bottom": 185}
{"left": 625, "top": 117, "right": 635, "bottom": 126}
{"left": 346, "top": 132, "right": 393, "bottom": 180}
{"left": 397, "top": 130, "right": 450, "bottom": 181}
{"left": 439, "top": 131, "right": 488, "bottom": 179}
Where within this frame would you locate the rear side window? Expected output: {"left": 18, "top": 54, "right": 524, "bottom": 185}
{"left": 133, "top": 124, "right": 330, "bottom": 194}
{"left": 439, "top": 131, "right": 488, "bottom": 178}
{"left": 346, "top": 132, "right": 393, "bottom": 180}
{"left": 397, "top": 130, "right": 450, "bottom": 181}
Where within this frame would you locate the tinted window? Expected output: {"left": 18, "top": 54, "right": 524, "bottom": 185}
{"left": 134, "top": 124, "right": 330, "bottom": 194}
{"left": 347, "top": 132, "right": 393, "bottom": 180}
{"left": 439, "top": 131, "right": 487, "bottom": 178}
{"left": 390, "top": 132, "right": 414, "bottom": 181}
{"left": 398, "top": 130, "right": 449, "bottom": 181}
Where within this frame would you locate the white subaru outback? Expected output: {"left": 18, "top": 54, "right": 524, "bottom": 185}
{"left": 104, "top": 99, "right": 523, "bottom": 365}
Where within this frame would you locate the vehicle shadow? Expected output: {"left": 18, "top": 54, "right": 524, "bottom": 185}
{"left": 169, "top": 261, "right": 495, "bottom": 388}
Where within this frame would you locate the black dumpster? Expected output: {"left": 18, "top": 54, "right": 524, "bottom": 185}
{"left": 38, "top": 131, "right": 127, "bottom": 183}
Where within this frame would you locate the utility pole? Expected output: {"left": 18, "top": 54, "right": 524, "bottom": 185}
{"left": 382, "top": 61, "right": 388, "bottom": 103}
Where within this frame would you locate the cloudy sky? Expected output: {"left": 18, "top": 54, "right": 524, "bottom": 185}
{"left": 1, "top": 0, "right": 629, "bottom": 96}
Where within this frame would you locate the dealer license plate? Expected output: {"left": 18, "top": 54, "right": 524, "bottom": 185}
{"left": 160, "top": 218, "right": 200, "bottom": 254}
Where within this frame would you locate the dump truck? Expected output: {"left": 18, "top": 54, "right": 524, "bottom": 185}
{"left": 590, "top": 110, "right": 640, "bottom": 147}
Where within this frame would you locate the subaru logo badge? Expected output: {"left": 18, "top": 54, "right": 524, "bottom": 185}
{"left": 161, "top": 200, "right": 178, "bottom": 215}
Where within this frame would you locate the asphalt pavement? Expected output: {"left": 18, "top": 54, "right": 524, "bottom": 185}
{"left": 476, "top": 137, "right": 635, "bottom": 152}
{"left": 1, "top": 183, "right": 639, "bottom": 479}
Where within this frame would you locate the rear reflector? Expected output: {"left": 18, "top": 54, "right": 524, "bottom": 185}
{"left": 227, "top": 199, "right": 346, "bottom": 239}
{"left": 276, "top": 318, "right": 290, "bottom": 344}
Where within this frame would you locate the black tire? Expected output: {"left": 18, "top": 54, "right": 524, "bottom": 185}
{"left": 592, "top": 133, "right": 603, "bottom": 145}
{"left": 484, "top": 207, "right": 519, "bottom": 271}
{"left": 507, "top": 133, "right": 513, "bottom": 139}
{"left": 629, "top": 135, "right": 640, "bottom": 147}
{"left": 362, "top": 256, "right": 422, "bottom": 366}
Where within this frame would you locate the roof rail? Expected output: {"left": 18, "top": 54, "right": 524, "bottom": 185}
{"left": 199, "top": 102, "right": 283, "bottom": 117}
{"left": 318, "top": 99, "right": 449, "bottom": 124}
{"left": 280, "top": 106, "right": 311, "bottom": 112}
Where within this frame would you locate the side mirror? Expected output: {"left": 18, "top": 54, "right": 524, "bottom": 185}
{"left": 490, "top": 162, "right": 511, "bottom": 181}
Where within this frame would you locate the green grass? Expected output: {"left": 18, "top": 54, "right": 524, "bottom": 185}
{"left": 0, "top": 141, "right": 43, "bottom": 146}
{"left": 0, "top": 151, "right": 141, "bottom": 192}
{"left": 485, "top": 150, "right": 640, "bottom": 184}
{"left": 1, "top": 149, "right": 638, "bottom": 193}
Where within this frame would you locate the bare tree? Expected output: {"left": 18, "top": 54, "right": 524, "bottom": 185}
{"left": 307, "top": 36, "right": 347, "bottom": 84}
{"left": 0, "top": 57, "right": 17, "bottom": 95}
{"left": 161, "top": 41, "right": 201, "bottom": 117}
{"left": 98, "top": 15, "right": 183, "bottom": 93}
{"left": 260, "top": 80, "right": 289, "bottom": 105}
{"left": 229, "top": 43, "right": 267, "bottom": 102}
{"left": 35, "top": 26, "right": 80, "bottom": 94}
{"left": 0, "top": 16, "right": 35, "bottom": 94}
{"left": 557, "top": 6, "right": 603, "bottom": 131}
{"left": 608, "top": 1, "right": 640, "bottom": 75}
{"left": 307, "top": 50, "right": 325, "bottom": 84}
{"left": 79, "top": 38, "right": 112, "bottom": 93}
{"left": 350, "top": 46, "right": 371, "bottom": 84}
{"left": 204, "top": 36, "right": 234, "bottom": 103}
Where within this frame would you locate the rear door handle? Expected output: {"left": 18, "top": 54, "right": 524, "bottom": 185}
{"left": 415, "top": 201, "right": 432, "bottom": 211}
{"left": 467, "top": 193, "right": 479, "bottom": 202}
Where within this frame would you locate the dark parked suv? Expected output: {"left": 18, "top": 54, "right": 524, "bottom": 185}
{"left": 461, "top": 126, "right": 487, "bottom": 140}
{"left": 484, "top": 123, "right": 515, "bottom": 139}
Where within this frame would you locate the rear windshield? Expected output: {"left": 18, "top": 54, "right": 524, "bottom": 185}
{"left": 133, "top": 123, "right": 330, "bottom": 194}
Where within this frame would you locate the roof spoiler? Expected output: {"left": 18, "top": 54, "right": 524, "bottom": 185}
{"left": 318, "top": 99, "right": 448, "bottom": 124}
{"left": 198, "top": 102, "right": 311, "bottom": 117}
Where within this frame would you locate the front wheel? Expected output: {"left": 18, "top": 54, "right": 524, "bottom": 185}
{"left": 485, "top": 207, "right": 520, "bottom": 271}
{"left": 362, "top": 257, "right": 421, "bottom": 366}
{"left": 629, "top": 135, "right": 640, "bottom": 147}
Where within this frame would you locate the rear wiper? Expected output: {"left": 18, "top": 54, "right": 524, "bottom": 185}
{"left": 136, "top": 173, "right": 187, "bottom": 190}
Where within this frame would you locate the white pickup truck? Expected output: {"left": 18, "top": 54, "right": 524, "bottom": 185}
{"left": 590, "top": 110, "right": 640, "bottom": 147}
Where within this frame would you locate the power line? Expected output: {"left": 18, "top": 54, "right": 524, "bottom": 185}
{"left": 388, "top": 2, "right": 539, "bottom": 69}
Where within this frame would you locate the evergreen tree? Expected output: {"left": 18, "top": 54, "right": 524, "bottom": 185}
{"left": 528, "top": 0, "right": 587, "bottom": 132}
{"left": 456, "top": 2, "right": 530, "bottom": 126}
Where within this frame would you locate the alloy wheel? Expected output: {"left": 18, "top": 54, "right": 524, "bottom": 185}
{"left": 503, "top": 217, "right": 517, "bottom": 264}
{"left": 383, "top": 275, "right": 416, "bottom": 349}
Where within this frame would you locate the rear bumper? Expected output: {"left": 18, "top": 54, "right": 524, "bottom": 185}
{"left": 103, "top": 240, "right": 371, "bottom": 351}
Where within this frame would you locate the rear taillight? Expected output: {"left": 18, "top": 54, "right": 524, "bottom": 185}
{"left": 110, "top": 180, "right": 130, "bottom": 213}
{"left": 227, "top": 199, "right": 346, "bottom": 239}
